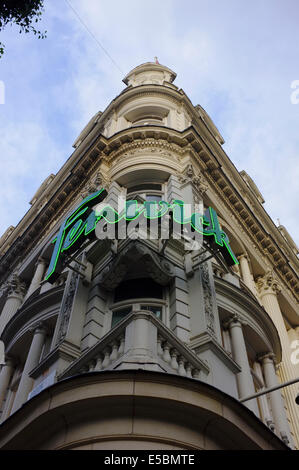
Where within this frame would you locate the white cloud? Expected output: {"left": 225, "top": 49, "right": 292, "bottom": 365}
{"left": 0, "top": 0, "right": 298, "bottom": 249}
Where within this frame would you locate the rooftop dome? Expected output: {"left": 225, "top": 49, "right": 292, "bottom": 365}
{"left": 123, "top": 61, "right": 177, "bottom": 87}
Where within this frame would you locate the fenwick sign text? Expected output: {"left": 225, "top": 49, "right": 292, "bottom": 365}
{"left": 45, "top": 189, "right": 239, "bottom": 283}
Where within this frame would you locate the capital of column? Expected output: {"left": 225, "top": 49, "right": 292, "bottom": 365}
{"left": 237, "top": 253, "right": 248, "bottom": 263}
{"left": 257, "top": 351, "right": 276, "bottom": 365}
{"left": 2, "top": 356, "right": 15, "bottom": 368}
{"left": 222, "top": 313, "right": 246, "bottom": 330}
{"left": 29, "top": 322, "right": 48, "bottom": 336}
{"left": 256, "top": 271, "right": 281, "bottom": 297}
{"left": 6, "top": 274, "right": 26, "bottom": 298}
{"left": 35, "top": 257, "right": 46, "bottom": 269}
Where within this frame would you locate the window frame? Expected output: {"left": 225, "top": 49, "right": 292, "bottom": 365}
{"left": 109, "top": 298, "right": 167, "bottom": 330}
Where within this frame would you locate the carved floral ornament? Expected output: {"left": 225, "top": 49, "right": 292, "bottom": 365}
{"left": 80, "top": 171, "right": 110, "bottom": 199}
{"left": 256, "top": 270, "right": 282, "bottom": 296}
{"left": 5, "top": 274, "right": 26, "bottom": 297}
{"left": 177, "top": 164, "right": 209, "bottom": 197}
{"left": 104, "top": 138, "right": 185, "bottom": 166}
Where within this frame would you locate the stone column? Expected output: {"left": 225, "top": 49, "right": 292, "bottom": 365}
{"left": 238, "top": 254, "right": 257, "bottom": 297}
{"left": 256, "top": 271, "right": 299, "bottom": 446}
{"left": 0, "top": 275, "right": 26, "bottom": 336}
{"left": 225, "top": 314, "right": 259, "bottom": 415}
{"left": 11, "top": 324, "right": 47, "bottom": 413}
{"left": 252, "top": 360, "right": 274, "bottom": 430}
{"left": 259, "top": 353, "right": 293, "bottom": 447}
{"left": 24, "top": 257, "right": 47, "bottom": 301}
{"left": 0, "top": 358, "right": 14, "bottom": 410}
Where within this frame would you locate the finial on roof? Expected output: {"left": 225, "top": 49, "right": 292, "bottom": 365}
{"left": 154, "top": 56, "right": 159, "bottom": 64}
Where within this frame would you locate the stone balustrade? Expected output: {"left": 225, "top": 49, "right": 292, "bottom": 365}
{"left": 59, "top": 310, "right": 209, "bottom": 380}
{"left": 157, "top": 335, "right": 202, "bottom": 379}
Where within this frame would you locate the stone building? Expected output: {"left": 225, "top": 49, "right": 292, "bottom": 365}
{"left": 0, "top": 62, "right": 298, "bottom": 450}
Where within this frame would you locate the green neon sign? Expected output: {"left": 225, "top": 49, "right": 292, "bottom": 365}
{"left": 45, "top": 189, "right": 238, "bottom": 283}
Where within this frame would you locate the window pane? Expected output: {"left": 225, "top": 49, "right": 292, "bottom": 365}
{"left": 128, "top": 184, "right": 162, "bottom": 193}
{"left": 145, "top": 194, "right": 162, "bottom": 202}
{"left": 141, "top": 305, "right": 162, "bottom": 319}
{"left": 112, "top": 307, "right": 132, "bottom": 328}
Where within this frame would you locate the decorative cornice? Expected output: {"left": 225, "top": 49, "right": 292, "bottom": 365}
{"left": 100, "top": 133, "right": 189, "bottom": 166}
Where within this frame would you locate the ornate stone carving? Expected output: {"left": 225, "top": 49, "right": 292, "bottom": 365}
{"left": 80, "top": 171, "right": 110, "bottom": 199}
{"left": 177, "top": 164, "right": 208, "bottom": 197}
{"left": 56, "top": 263, "right": 81, "bottom": 345}
{"left": 222, "top": 313, "right": 245, "bottom": 330}
{"left": 256, "top": 271, "right": 281, "bottom": 297}
{"left": 98, "top": 241, "right": 175, "bottom": 290}
{"left": 6, "top": 274, "right": 26, "bottom": 297}
{"left": 200, "top": 261, "right": 216, "bottom": 336}
{"left": 107, "top": 138, "right": 184, "bottom": 164}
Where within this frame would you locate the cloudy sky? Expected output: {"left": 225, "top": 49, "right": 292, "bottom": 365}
{"left": 0, "top": 0, "right": 299, "bottom": 247}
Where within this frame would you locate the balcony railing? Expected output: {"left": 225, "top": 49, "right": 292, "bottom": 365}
{"left": 59, "top": 310, "right": 209, "bottom": 381}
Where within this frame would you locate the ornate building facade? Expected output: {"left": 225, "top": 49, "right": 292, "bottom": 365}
{"left": 0, "top": 62, "right": 298, "bottom": 450}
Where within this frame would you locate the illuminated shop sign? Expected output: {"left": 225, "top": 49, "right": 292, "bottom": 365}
{"left": 45, "top": 189, "right": 238, "bottom": 283}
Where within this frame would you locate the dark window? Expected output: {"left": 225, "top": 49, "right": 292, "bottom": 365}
{"left": 114, "top": 278, "right": 163, "bottom": 302}
{"left": 111, "top": 306, "right": 132, "bottom": 328}
{"left": 127, "top": 183, "right": 162, "bottom": 193}
{"left": 140, "top": 305, "right": 162, "bottom": 319}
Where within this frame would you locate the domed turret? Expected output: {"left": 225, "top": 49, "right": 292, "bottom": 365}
{"left": 123, "top": 61, "right": 177, "bottom": 87}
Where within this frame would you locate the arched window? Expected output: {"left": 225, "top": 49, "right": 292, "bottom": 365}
{"left": 110, "top": 277, "right": 165, "bottom": 328}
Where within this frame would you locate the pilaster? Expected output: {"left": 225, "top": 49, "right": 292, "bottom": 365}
{"left": 256, "top": 271, "right": 299, "bottom": 446}
{"left": 0, "top": 275, "right": 26, "bottom": 336}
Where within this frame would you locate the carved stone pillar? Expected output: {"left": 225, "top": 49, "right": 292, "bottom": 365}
{"left": 252, "top": 360, "right": 274, "bottom": 430}
{"left": 238, "top": 254, "right": 257, "bottom": 297}
{"left": 259, "top": 353, "right": 293, "bottom": 447}
{"left": 24, "top": 257, "right": 47, "bottom": 301}
{"left": 0, "top": 275, "right": 26, "bottom": 336}
{"left": 257, "top": 271, "right": 299, "bottom": 445}
{"left": 0, "top": 358, "right": 14, "bottom": 410}
{"left": 11, "top": 324, "right": 47, "bottom": 413}
{"left": 225, "top": 314, "right": 259, "bottom": 415}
